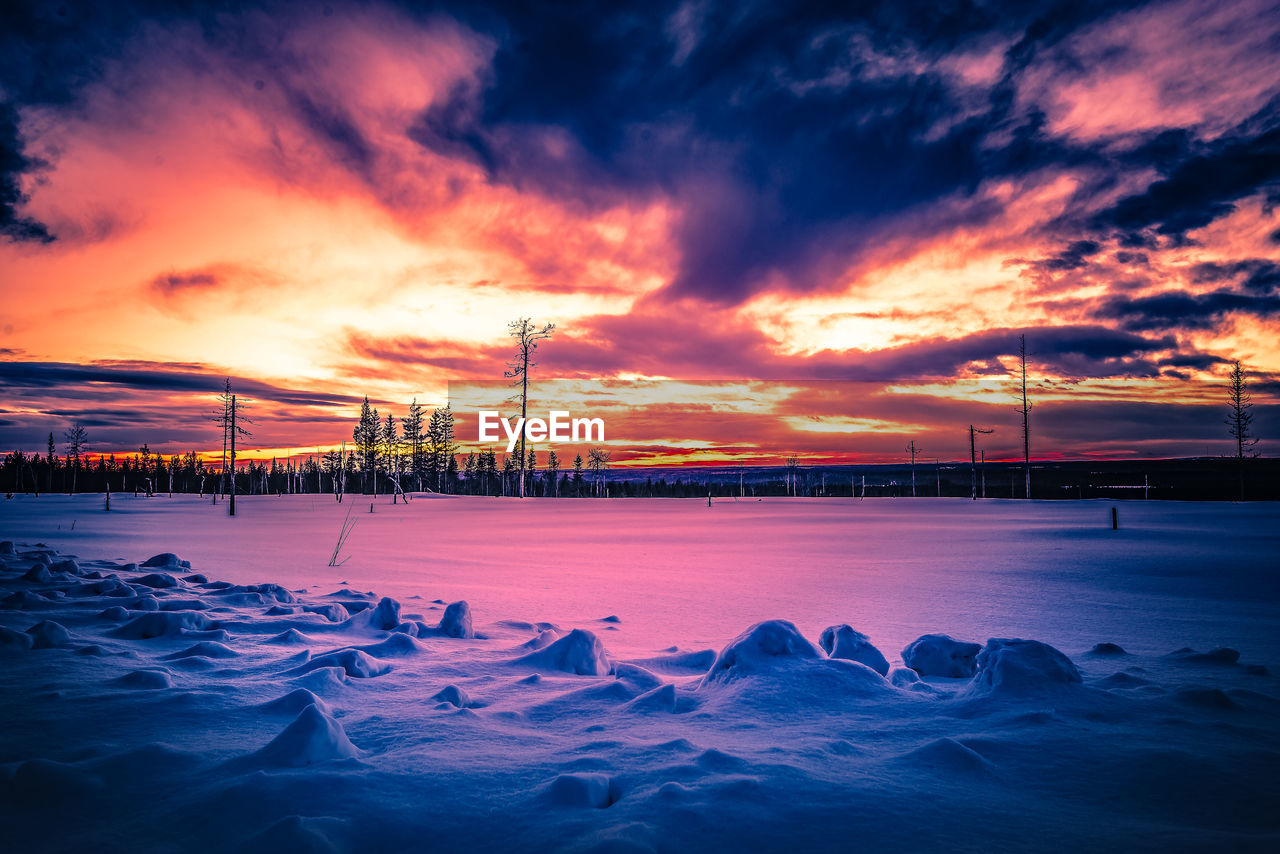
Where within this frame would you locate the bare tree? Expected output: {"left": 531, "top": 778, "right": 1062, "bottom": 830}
{"left": 784, "top": 456, "right": 799, "bottom": 496}
{"left": 1016, "top": 334, "right": 1032, "bottom": 499}
{"left": 1226, "top": 360, "right": 1258, "bottom": 501}
{"left": 64, "top": 423, "right": 88, "bottom": 494}
{"left": 212, "top": 378, "right": 232, "bottom": 499}
{"left": 586, "top": 447, "right": 611, "bottom": 496}
{"left": 213, "top": 382, "right": 253, "bottom": 515}
{"left": 968, "top": 424, "right": 993, "bottom": 500}
{"left": 505, "top": 318, "right": 555, "bottom": 498}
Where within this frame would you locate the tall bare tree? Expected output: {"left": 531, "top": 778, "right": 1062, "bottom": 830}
{"left": 968, "top": 424, "right": 993, "bottom": 500}
{"left": 212, "top": 378, "right": 232, "bottom": 499}
{"left": 212, "top": 381, "right": 253, "bottom": 515}
{"left": 505, "top": 318, "right": 555, "bottom": 498}
{"left": 587, "top": 446, "right": 611, "bottom": 496}
{"left": 1226, "top": 360, "right": 1258, "bottom": 501}
{"left": 784, "top": 456, "right": 799, "bottom": 496}
{"left": 64, "top": 423, "right": 88, "bottom": 494}
{"left": 1016, "top": 334, "right": 1032, "bottom": 499}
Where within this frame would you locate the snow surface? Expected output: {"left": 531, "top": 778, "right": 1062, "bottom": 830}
{"left": 0, "top": 494, "right": 1278, "bottom": 852}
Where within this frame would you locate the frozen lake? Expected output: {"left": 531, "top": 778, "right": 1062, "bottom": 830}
{"left": 4, "top": 493, "right": 1277, "bottom": 661}
{"left": 3, "top": 493, "right": 1279, "bottom": 852}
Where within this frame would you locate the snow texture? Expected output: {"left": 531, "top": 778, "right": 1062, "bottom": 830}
{"left": 819, "top": 624, "right": 891, "bottom": 675}
{"left": 901, "top": 633, "right": 982, "bottom": 678}
{"left": 0, "top": 495, "right": 1277, "bottom": 853}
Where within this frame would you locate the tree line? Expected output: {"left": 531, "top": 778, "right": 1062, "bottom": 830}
{"left": 0, "top": 331, "right": 1265, "bottom": 501}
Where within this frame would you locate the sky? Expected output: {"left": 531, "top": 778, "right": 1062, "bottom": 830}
{"left": 1, "top": 0, "right": 1278, "bottom": 465}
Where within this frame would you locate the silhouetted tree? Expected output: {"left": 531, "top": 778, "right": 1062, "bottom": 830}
{"left": 1016, "top": 334, "right": 1032, "bottom": 499}
{"left": 64, "top": 423, "right": 88, "bottom": 494}
{"left": 546, "top": 450, "right": 560, "bottom": 497}
{"left": 402, "top": 399, "right": 426, "bottom": 491}
{"left": 1226, "top": 360, "right": 1258, "bottom": 500}
{"left": 505, "top": 317, "right": 555, "bottom": 498}
{"left": 587, "top": 447, "right": 610, "bottom": 496}
{"left": 353, "top": 397, "right": 379, "bottom": 494}
{"left": 381, "top": 411, "right": 401, "bottom": 496}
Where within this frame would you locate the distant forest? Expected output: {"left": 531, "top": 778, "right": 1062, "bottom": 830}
{"left": 0, "top": 353, "right": 1268, "bottom": 502}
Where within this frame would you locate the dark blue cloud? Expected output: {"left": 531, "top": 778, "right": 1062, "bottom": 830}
{"left": 1097, "top": 290, "right": 1280, "bottom": 332}
{"left": 1094, "top": 123, "right": 1280, "bottom": 239}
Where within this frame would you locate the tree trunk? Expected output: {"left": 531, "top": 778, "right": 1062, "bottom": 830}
{"left": 229, "top": 394, "right": 237, "bottom": 517}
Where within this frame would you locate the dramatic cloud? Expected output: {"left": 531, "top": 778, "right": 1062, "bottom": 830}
{"left": 0, "top": 0, "right": 1277, "bottom": 459}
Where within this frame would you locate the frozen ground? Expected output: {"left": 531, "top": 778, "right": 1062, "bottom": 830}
{"left": 1, "top": 494, "right": 1278, "bottom": 852}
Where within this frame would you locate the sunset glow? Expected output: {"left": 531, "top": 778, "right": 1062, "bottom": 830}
{"left": 2, "top": 0, "right": 1277, "bottom": 463}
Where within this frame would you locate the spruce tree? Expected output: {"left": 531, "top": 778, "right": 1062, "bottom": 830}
{"left": 547, "top": 451, "right": 560, "bottom": 497}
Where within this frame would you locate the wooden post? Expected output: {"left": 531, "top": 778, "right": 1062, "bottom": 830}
{"left": 1111, "top": 506, "right": 1118, "bottom": 530}
{"left": 105, "top": 482, "right": 111, "bottom": 511}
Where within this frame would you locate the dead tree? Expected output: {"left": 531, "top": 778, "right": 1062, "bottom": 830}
{"left": 64, "top": 423, "right": 88, "bottom": 494}
{"left": 587, "top": 447, "right": 611, "bottom": 497}
{"left": 1226, "top": 360, "right": 1258, "bottom": 501}
{"left": 1016, "top": 334, "right": 1032, "bottom": 499}
{"left": 505, "top": 318, "right": 555, "bottom": 498}
{"left": 213, "top": 387, "right": 253, "bottom": 516}
{"left": 1013, "top": 335, "right": 1034, "bottom": 501}
{"left": 969, "top": 425, "right": 993, "bottom": 500}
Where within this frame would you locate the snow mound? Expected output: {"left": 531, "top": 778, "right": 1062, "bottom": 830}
{"left": 514, "top": 628, "right": 612, "bottom": 675}
{"left": 544, "top": 772, "right": 617, "bottom": 808}
{"left": 22, "top": 564, "right": 52, "bottom": 583}
{"left": 1088, "top": 642, "right": 1128, "bottom": 656}
{"left": 623, "top": 683, "right": 678, "bottom": 714}
{"left": 2, "top": 590, "right": 54, "bottom": 610}
{"left": 110, "top": 611, "right": 216, "bottom": 639}
{"left": 355, "top": 633, "right": 427, "bottom": 657}
{"left": 140, "top": 553, "right": 190, "bottom": 569}
{"left": 519, "top": 629, "right": 562, "bottom": 650}
{"left": 902, "top": 737, "right": 996, "bottom": 774}
{"left": 134, "top": 572, "right": 180, "bottom": 589}
{"left": 629, "top": 648, "right": 717, "bottom": 674}
{"left": 257, "top": 688, "right": 332, "bottom": 716}
{"left": 291, "top": 667, "right": 350, "bottom": 694}
{"left": 0, "top": 625, "right": 34, "bottom": 649}
{"left": 902, "top": 634, "right": 981, "bottom": 678}
{"left": 267, "top": 628, "right": 311, "bottom": 644}
{"left": 613, "top": 663, "right": 665, "bottom": 692}
{"left": 161, "top": 641, "right": 239, "bottom": 660}
{"left": 26, "top": 620, "right": 73, "bottom": 649}
{"left": 343, "top": 596, "right": 400, "bottom": 631}
{"left": 286, "top": 649, "right": 390, "bottom": 678}
{"left": 251, "top": 703, "right": 359, "bottom": 767}
{"left": 50, "top": 558, "right": 80, "bottom": 575}
{"left": 437, "top": 600, "right": 474, "bottom": 638}
{"left": 1174, "top": 687, "right": 1237, "bottom": 710}
{"left": 702, "top": 620, "right": 824, "bottom": 683}
{"left": 238, "top": 815, "right": 349, "bottom": 854}
{"left": 114, "top": 669, "right": 173, "bottom": 689}
{"left": 302, "top": 603, "right": 349, "bottom": 622}
{"left": 225, "top": 583, "right": 295, "bottom": 604}
{"left": 819, "top": 625, "right": 890, "bottom": 676}
{"left": 970, "top": 638, "right": 1082, "bottom": 694}
{"left": 889, "top": 668, "right": 920, "bottom": 687}
{"left": 0, "top": 541, "right": 14, "bottom": 554}
{"left": 431, "top": 684, "right": 471, "bottom": 708}
{"left": 1169, "top": 647, "right": 1241, "bottom": 665}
